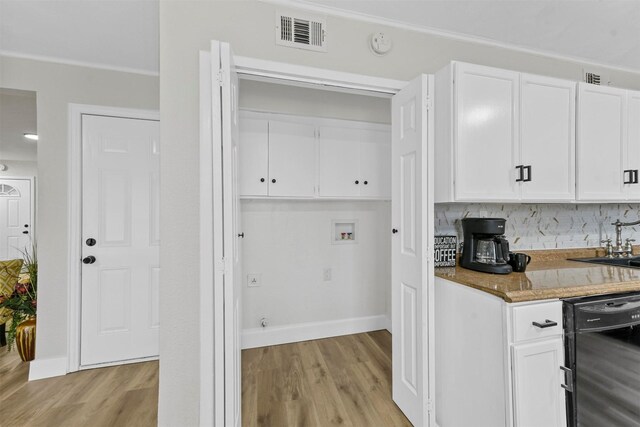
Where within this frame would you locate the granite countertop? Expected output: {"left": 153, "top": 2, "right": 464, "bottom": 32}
{"left": 435, "top": 248, "right": 640, "bottom": 302}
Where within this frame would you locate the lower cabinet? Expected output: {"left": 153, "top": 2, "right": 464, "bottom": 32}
{"left": 512, "top": 338, "right": 567, "bottom": 427}
{"left": 435, "top": 277, "right": 568, "bottom": 427}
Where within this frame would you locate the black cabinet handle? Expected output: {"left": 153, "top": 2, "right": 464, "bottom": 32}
{"left": 363, "top": 181, "right": 368, "bottom": 185}
{"left": 355, "top": 180, "right": 359, "bottom": 184}
{"left": 271, "top": 179, "right": 276, "bottom": 183}
{"left": 238, "top": 233, "right": 244, "bottom": 238}
{"left": 634, "top": 170, "right": 639, "bottom": 184}
{"left": 86, "top": 238, "right": 96, "bottom": 247}
{"left": 624, "top": 170, "right": 633, "bottom": 184}
{"left": 515, "top": 165, "right": 524, "bottom": 182}
{"left": 82, "top": 256, "right": 96, "bottom": 265}
{"left": 260, "top": 178, "right": 265, "bottom": 183}
{"left": 524, "top": 165, "right": 532, "bottom": 182}
{"left": 392, "top": 228, "right": 398, "bottom": 234}
{"left": 532, "top": 319, "right": 557, "bottom": 329}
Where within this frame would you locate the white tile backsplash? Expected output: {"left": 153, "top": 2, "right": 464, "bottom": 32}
{"left": 435, "top": 203, "right": 640, "bottom": 250}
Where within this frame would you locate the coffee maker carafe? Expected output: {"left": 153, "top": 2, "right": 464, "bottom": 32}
{"left": 460, "top": 218, "right": 512, "bottom": 274}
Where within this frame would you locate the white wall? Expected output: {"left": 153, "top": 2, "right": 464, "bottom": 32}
{"left": 241, "top": 200, "right": 390, "bottom": 331}
{"left": 0, "top": 160, "right": 37, "bottom": 178}
{"left": 0, "top": 56, "right": 158, "bottom": 365}
{"left": 159, "top": 1, "right": 640, "bottom": 424}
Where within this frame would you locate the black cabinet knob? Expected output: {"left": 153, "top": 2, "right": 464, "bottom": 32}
{"left": 238, "top": 233, "right": 245, "bottom": 238}
{"left": 355, "top": 180, "right": 360, "bottom": 184}
{"left": 86, "top": 238, "right": 97, "bottom": 247}
{"left": 24, "top": 224, "right": 29, "bottom": 228}
{"left": 364, "top": 181, "right": 368, "bottom": 185}
{"left": 271, "top": 179, "right": 276, "bottom": 183}
{"left": 82, "top": 256, "right": 96, "bottom": 265}
{"left": 392, "top": 228, "right": 399, "bottom": 234}
{"left": 260, "top": 178, "right": 265, "bottom": 182}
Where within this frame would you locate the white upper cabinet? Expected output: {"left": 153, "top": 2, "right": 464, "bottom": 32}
{"left": 454, "top": 63, "right": 520, "bottom": 201}
{"left": 576, "top": 83, "right": 627, "bottom": 201}
{"left": 626, "top": 90, "right": 640, "bottom": 200}
{"left": 318, "top": 125, "right": 391, "bottom": 199}
{"left": 239, "top": 118, "right": 269, "bottom": 196}
{"left": 268, "top": 120, "right": 316, "bottom": 197}
{"left": 239, "top": 111, "right": 390, "bottom": 199}
{"left": 435, "top": 62, "right": 576, "bottom": 203}
{"left": 520, "top": 74, "right": 576, "bottom": 200}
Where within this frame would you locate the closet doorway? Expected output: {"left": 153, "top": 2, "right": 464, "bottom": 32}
{"left": 201, "top": 40, "right": 435, "bottom": 427}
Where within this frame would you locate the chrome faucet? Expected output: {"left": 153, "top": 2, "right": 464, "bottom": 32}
{"left": 608, "top": 219, "right": 640, "bottom": 257}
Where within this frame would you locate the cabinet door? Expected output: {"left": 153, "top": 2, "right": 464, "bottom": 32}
{"left": 626, "top": 90, "right": 640, "bottom": 200}
{"left": 317, "top": 125, "right": 362, "bottom": 197}
{"left": 268, "top": 120, "right": 316, "bottom": 197}
{"left": 360, "top": 129, "right": 391, "bottom": 198}
{"left": 454, "top": 63, "right": 520, "bottom": 201}
{"left": 576, "top": 83, "right": 626, "bottom": 200}
{"left": 520, "top": 75, "right": 576, "bottom": 201}
{"left": 512, "top": 339, "right": 567, "bottom": 427}
{"left": 238, "top": 118, "right": 269, "bottom": 196}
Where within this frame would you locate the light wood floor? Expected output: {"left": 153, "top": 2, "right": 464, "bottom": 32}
{"left": 0, "top": 349, "right": 158, "bottom": 427}
{"left": 242, "top": 330, "right": 411, "bottom": 427}
{"left": 1, "top": 330, "right": 408, "bottom": 426}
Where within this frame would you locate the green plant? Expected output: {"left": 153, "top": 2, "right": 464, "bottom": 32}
{"left": 0, "top": 243, "right": 37, "bottom": 349}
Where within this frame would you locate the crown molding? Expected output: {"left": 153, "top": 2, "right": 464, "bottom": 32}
{"left": 0, "top": 50, "right": 159, "bottom": 77}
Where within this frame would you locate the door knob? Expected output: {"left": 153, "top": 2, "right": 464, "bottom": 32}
{"left": 363, "top": 181, "right": 368, "bottom": 185}
{"left": 260, "top": 178, "right": 265, "bottom": 182}
{"left": 86, "top": 238, "right": 97, "bottom": 247}
{"left": 392, "top": 228, "right": 399, "bottom": 234}
{"left": 238, "top": 233, "right": 245, "bottom": 238}
{"left": 22, "top": 231, "right": 28, "bottom": 234}
{"left": 271, "top": 179, "right": 276, "bottom": 183}
{"left": 82, "top": 256, "right": 96, "bottom": 264}
{"left": 355, "top": 180, "right": 360, "bottom": 184}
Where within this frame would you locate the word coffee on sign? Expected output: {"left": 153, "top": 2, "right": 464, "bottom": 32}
{"left": 434, "top": 235, "right": 457, "bottom": 267}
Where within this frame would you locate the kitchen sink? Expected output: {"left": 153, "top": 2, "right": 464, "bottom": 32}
{"left": 569, "top": 256, "right": 640, "bottom": 268}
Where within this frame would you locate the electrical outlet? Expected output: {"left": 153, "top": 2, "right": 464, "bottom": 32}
{"left": 247, "top": 274, "right": 261, "bottom": 287}
{"left": 323, "top": 268, "right": 332, "bottom": 282}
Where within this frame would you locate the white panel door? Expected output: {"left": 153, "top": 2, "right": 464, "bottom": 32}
{"left": 268, "top": 120, "right": 316, "bottom": 197}
{"left": 577, "top": 83, "right": 627, "bottom": 200}
{"left": 392, "top": 74, "right": 434, "bottom": 427}
{"left": 318, "top": 125, "right": 361, "bottom": 197}
{"left": 520, "top": 74, "right": 576, "bottom": 201}
{"left": 211, "top": 41, "right": 242, "bottom": 427}
{"left": 626, "top": 90, "right": 640, "bottom": 200}
{"left": 512, "top": 338, "right": 567, "bottom": 427}
{"left": 81, "top": 114, "right": 160, "bottom": 366}
{"left": 0, "top": 179, "right": 32, "bottom": 261}
{"left": 360, "top": 129, "right": 391, "bottom": 198}
{"left": 455, "top": 63, "right": 520, "bottom": 201}
{"left": 238, "top": 117, "right": 269, "bottom": 196}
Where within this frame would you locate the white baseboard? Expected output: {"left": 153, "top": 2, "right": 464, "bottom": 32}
{"left": 28, "top": 356, "right": 67, "bottom": 381}
{"left": 242, "top": 314, "right": 389, "bottom": 349}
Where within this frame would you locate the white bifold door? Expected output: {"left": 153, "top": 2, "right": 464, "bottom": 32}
{"left": 205, "top": 40, "right": 434, "bottom": 427}
{"left": 207, "top": 41, "right": 242, "bottom": 427}
{"left": 0, "top": 178, "right": 32, "bottom": 261}
{"left": 81, "top": 114, "right": 160, "bottom": 366}
{"left": 392, "top": 75, "right": 435, "bottom": 427}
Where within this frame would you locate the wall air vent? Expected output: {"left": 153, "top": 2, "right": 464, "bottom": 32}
{"left": 276, "top": 11, "right": 326, "bottom": 52}
{"left": 585, "top": 72, "right": 601, "bottom": 85}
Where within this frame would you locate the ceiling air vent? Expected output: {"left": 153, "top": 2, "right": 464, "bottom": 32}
{"left": 585, "top": 72, "right": 601, "bottom": 85}
{"left": 276, "top": 11, "right": 326, "bottom": 52}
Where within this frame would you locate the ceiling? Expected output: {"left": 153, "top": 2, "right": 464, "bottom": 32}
{"left": 0, "top": 1, "right": 639, "bottom": 74}
{"left": 0, "top": 89, "right": 37, "bottom": 163}
{"left": 301, "top": 0, "right": 640, "bottom": 72}
{"left": 0, "top": 0, "right": 158, "bottom": 74}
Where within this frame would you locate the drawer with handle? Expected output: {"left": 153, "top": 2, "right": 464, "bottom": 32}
{"left": 511, "top": 301, "right": 563, "bottom": 343}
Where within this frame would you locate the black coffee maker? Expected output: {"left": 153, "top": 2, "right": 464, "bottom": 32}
{"left": 460, "top": 218, "right": 512, "bottom": 274}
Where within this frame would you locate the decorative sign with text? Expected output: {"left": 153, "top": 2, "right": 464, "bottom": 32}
{"left": 434, "top": 235, "right": 457, "bottom": 267}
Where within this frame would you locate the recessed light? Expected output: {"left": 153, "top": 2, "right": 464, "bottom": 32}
{"left": 23, "top": 133, "right": 38, "bottom": 141}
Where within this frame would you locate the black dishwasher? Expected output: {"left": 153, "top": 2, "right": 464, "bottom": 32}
{"left": 564, "top": 292, "right": 640, "bottom": 427}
